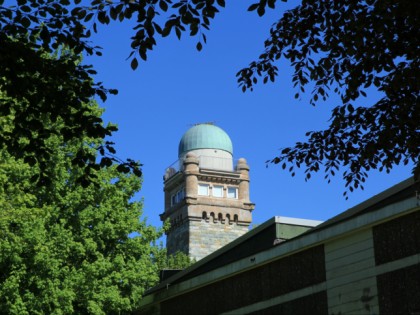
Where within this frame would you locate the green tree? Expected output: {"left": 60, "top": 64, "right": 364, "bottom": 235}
{"left": 156, "top": 251, "right": 195, "bottom": 271}
{"left": 238, "top": 0, "right": 419, "bottom": 197}
{"left": 1, "top": 0, "right": 418, "bottom": 194}
{"left": 0, "top": 99, "right": 166, "bottom": 314}
{"left": 0, "top": 0, "right": 224, "bottom": 185}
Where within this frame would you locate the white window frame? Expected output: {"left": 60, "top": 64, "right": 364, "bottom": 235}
{"left": 212, "top": 185, "right": 223, "bottom": 198}
{"left": 198, "top": 184, "right": 209, "bottom": 196}
{"left": 227, "top": 186, "right": 238, "bottom": 199}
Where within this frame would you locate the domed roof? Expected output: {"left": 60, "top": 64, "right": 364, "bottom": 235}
{"left": 178, "top": 124, "right": 233, "bottom": 157}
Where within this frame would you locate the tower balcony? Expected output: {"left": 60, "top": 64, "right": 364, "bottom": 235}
{"left": 164, "top": 156, "right": 240, "bottom": 180}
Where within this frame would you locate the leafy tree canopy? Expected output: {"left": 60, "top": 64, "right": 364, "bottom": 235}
{"left": 0, "top": 0, "right": 226, "bottom": 186}
{"left": 0, "top": 0, "right": 418, "bottom": 194}
{"left": 238, "top": 0, "right": 419, "bottom": 197}
{"left": 0, "top": 96, "right": 191, "bottom": 314}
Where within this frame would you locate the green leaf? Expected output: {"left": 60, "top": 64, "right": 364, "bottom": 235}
{"left": 21, "top": 17, "right": 31, "bottom": 28}
{"left": 131, "top": 57, "right": 139, "bottom": 70}
{"left": 248, "top": 3, "right": 259, "bottom": 11}
{"left": 175, "top": 27, "right": 181, "bottom": 39}
{"left": 110, "top": 7, "right": 117, "bottom": 20}
{"left": 20, "top": 5, "right": 31, "bottom": 12}
{"left": 24, "top": 155, "right": 37, "bottom": 166}
{"left": 159, "top": 0, "right": 168, "bottom": 11}
{"left": 257, "top": 5, "right": 265, "bottom": 16}
{"left": 196, "top": 41, "right": 202, "bottom": 51}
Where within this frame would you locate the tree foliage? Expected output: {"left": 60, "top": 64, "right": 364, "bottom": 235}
{"left": 238, "top": 0, "right": 419, "bottom": 196}
{"left": 0, "top": 99, "right": 170, "bottom": 314}
{"left": 154, "top": 250, "right": 196, "bottom": 271}
{"left": 0, "top": 0, "right": 418, "bottom": 194}
{"left": 0, "top": 0, "right": 225, "bottom": 185}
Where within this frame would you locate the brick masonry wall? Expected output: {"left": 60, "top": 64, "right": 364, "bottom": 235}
{"left": 160, "top": 245, "right": 326, "bottom": 315}
{"left": 189, "top": 220, "right": 249, "bottom": 261}
{"left": 373, "top": 210, "right": 420, "bottom": 265}
{"left": 376, "top": 264, "right": 420, "bottom": 315}
{"left": 166, "top": 219, "right": 249, "bottom": 260}
{"left": 166, "top": 222, "right": 189, "bottom": 256}
{"left": 373, "top": 210, "right": 420, "bottom": 314}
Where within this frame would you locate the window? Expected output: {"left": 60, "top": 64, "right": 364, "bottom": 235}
{"left": 213, "top": 185, "right": 223, "bottom": 197}
{"left": 171, "top": 188, "right": 184, "bottom": 206}
{"left": 227, "top": 187, "right": 237, "bottom": 199}
{"left": 176, "top": 188, "right": 184, "bottom": 203}
{"left": 198, "top": 184, "right": 209, "bottom": 196}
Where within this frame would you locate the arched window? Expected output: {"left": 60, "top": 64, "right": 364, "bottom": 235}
{"left": 234, "top": 214, "right": 238, "bottom": 224}
{"left": 226, "top": 214, "right": 231, "bottom": 225}
{"left": 218, "top": 213, "right": 223, "bottom": 223}
{"left": 202, "top": 211, "right": 208, "bottom": 221}
{"left": 210, "top": 212, "right": 215, "bottom": 223}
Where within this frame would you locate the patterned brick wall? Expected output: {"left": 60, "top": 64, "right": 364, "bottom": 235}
{"left": 161, "top": 245, "right": 326, "bottom": 315}
{"left": 249, "top": 291, "right": 328, "bottom": 315}
{"left": 377, "top": 264, "right": 420, "bottom": 315}
{"left": 373, "top": 210, "right": 420, "bottom": 314}
{"left": 373, "top": 210, "right": 420, "bottom": 265}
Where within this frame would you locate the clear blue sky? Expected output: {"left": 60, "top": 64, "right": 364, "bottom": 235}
{"left": 85, "top": 2, "right": 413, "bottom": 230}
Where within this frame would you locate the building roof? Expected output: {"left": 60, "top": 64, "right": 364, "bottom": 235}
{"left": 178, "top": 124, "right": 233, "bottom": 157}
{"left": 146, "top": 216, "right": 322, "bottom": 295}
{"left": 139, "top": 177, "right": 419, "bottom": 315}
{"left": 304, "top": 176, "right": 419, "bottom": 235}
{"left": 145, "top": 177, "right": 418, "bottom": 297}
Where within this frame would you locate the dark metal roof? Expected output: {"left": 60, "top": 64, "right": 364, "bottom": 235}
{"left": 301, "top": 177, "right": 419, "bottom": 236}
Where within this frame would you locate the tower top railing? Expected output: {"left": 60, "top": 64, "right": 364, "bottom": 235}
{"left": 164, "top": 156, "right": 239, "bottom": 180}
{"left": 164, "top": 159, "right": 181, "bottom": 180}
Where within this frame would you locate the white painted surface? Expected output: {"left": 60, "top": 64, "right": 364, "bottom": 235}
{"left": 275, "top": 216, "right": 324, "bottom": 227}
{"left": 325, "top": 229, "right": 379, "bottom": 315}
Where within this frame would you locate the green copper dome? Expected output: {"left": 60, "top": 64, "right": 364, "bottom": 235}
{"left": 178, "top": 124, "right": 233, "bottom": 157}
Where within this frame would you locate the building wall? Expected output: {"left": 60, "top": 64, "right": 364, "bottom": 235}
{"left": 166, "top": 220, "right": 189, "bottom": 256}
{"left": 160, "top": 245, "right": 327, "bottom": 315}
{"left": 163, "top": 154, "right": 253, "bottom": 260}
{"left": 189, "top": 220, "right": 248, "bottom": 261}
{"left": 325, "top": 229, "right": 379, "bottom": 315}
{"left": 179, "top": 149, "right": 233, "bottom": 171}
{"left": 167, "top": 219, "right": 249, "bottom": 260}
{"left": 373, "top": 210, "right": 420, "bottom": 314}
{"left": 140, "top": 206, "right": 420, "bottom": 315}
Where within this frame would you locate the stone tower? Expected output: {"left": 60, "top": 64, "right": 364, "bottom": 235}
{"left": 161, "top": 123, "right": 255, "bottom": 261}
